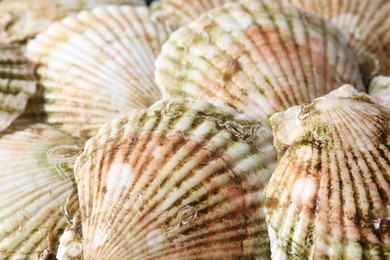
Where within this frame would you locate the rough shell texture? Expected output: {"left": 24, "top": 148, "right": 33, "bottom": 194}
{"left": 155, "top": 0, "right": 364, "bottom": 125}
{"left": 283, "top": 0, "right": 390, "bottom": 82}
{"left": 26, "top": 5, "right": 170, "bottom": 138}
{"left": 265, "top": 85, "right": 390, "bottom": 259}
{"left": 57, "top": 211, "right": 83, "bottom": 260}
{"left": 369, "top": 76, "right": 390, "bottom": 109}
{"left": 75, "top": 99, "right": 277, "bottom": 259}
{"left": 0, "top": 42, "right": 36, "bottom": 133}
{"left": 0, "top": 0, "right": 145, "bottom": 42}
{"left": 151, "top": 0, "right": 236, "bottom": 30}
{"left": 0, "top": 124, "right": 82, "bottom": 259}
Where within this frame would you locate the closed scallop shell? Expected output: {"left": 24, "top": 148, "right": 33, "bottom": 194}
{"left": 369, "top": 75, "right": 390, "bottom": 109}
{"left": 155, "top": 0, "right": 364, "bottom": 125}
{"left": 0, "top": 0, "right": 145, "bottom": 42}
{"left": 0, "top": 124, "right": 82, "bottom": 259}
{"left": 264, "top": 85, "right": 390, "bottom": 259}
{"left": 0, "top": 42, "right": 36, "bottom": 132}
{"left": 75, "top": 99, "right": 277, "bottom": 259}
{"left": 151, "top": 0, "right": 236, "bottom": 30}
{"left": 26, "top": 5, "right": 170, "bottom": 138}
{"left": 283, "top": 0, "right": 390, "bottom": 82}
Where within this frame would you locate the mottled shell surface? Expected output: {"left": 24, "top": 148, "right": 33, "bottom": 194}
{"left": 0, "top": 0, "right": 145, "bottom": 42}
{"left": 0, "top": 42, "right": 36, "bottom": 132}
{"left": 284, "top": 0, "right": 390, "bottom": 82}
{"left": 75, "top": 99, "right": 277, "bottom": 259}
{"left": 369, "top": 76, "right": 390, "bottom": 109}
{"left": 0, "top": 124, "right": 82, "bottom": 259}
{"left": 155, "top": 0, "right": 364, "bottom": 125}
{"left": 264, "top": 85, "right": 390, "bottom": 259}
{"left": 57, "top": 211, "right": 83, "bottom": 260}
{"left": 26, "top": 5, "right": 170, "bottom": 138}
{"left": 151, "top": 0, "right": 236, "bottom": 29}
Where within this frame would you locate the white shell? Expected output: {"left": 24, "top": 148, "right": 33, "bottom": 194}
{"left": 155, "top": 0, "right": 364, "bottom": 125}
{"left": 283, "top": 0, "right": 390, "bottom": 82}
{"left": 151, "top": 0, "right": 236, "bottom": 29}
{"left": 369, "top": 76, "right": 390, "bottom": 109}
{"left": 0, "top": 42, "right": 36, "bottom": 133}
{"left": 57, "top": 211, "right": 83, "bottom": 260}
{"left": 0, "top": 124, "right": 82, "bottom": 259}
{"left": 0, "top": 0, "right": 145, "bottom": 42}
{"left": 26, "top": 5, "right": 170, "bottom": 138}
{"left": 265, "top": 85, "right": 390, "bottom": 259}
{"left": 75, "top": 99, "right": 277, "bottom": 259}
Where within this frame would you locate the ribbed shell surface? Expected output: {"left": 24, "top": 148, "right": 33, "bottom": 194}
{"left": 369, "top": 76, "right": 390, "bottom": 109}
{"left": 155, "top": 0, "right": 364, "bottom": 125}
{"left": 75, "top": 99, "right": 277, "bottom": 259}
{"left": 0, "top": 124, "right": 81, "bottom": 259}
{"left": 0, "top": 0, "right": 145, "bottom": 42}
{"left": 284, "top": 0, "right": 390, "bottom": 82}
{"left": 151, "top": 0, "right": 237, "bottom": 29}
{"left": 264, "top": 85, "right": 390, "bottom": 259}
{"left": 0, "top": 42, "right": 36, "bottom": 132}
{"left": 26, "top": 5, "right": 170, "bottom": 138}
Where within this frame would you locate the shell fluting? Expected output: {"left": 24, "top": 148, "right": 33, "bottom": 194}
{"left": 155, "top": 0, "right": 364, "bottom": 125}
{"left": 151, "top": 0, "right": 237, "bottom": 30}
{"left": 0, "top": 0, "right": 145, "bottom": 42}
{"left": 26, "top": 5, "right": 170, "bottom": 138}
{"left": 265, "top": 85, "right": 390, "bottom": 259}
{"left": 0, "top": 42, "right": 36, "bottom": 133}
{"left": 75, "top": 99, "right": 277, "bottom": 259}
{"left": 283, "top": 0, "right": 390, "bottom": 82}
{"left": 0, "top": 124, "right": 81, "bottom": 259}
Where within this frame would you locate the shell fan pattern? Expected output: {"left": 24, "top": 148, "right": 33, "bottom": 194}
{"left": 155, "top": 0, "right": 364, "bottom": 125}
{"left": 26, "top": 5, "right": 170, "bottom": 138}
{"left": 75, "top": 99, "right": 277, "bottom": 259}
{"left": 0, "top": 124, "right": 82, "bottom": 259}
{"left": 265, "top": 85, "right": 390, "bottom": 259}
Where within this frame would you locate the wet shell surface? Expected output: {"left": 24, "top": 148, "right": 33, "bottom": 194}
{"left": 75, "top": 99, "right": 277, "bottom": 259}
{"left": 0, "top": 0, "right": 145, "bottom": 42}
{"left": 369, "top": 76, "right": 390, "bottom": 109}
{"left": 264, "top": 85, "right": 390, "bottom": 259}
{"left": 0, "top": 124, "right": 82, "bottom": 259}
{"left": 0, "top": 42, "right": 36, "bottom": 133}
{"left": 284, "top": 0, "right": 390, "bottom": 82}
{"left": 155, "top": 0, "right": 364, "bottom": 125}
{"left": 26, "top": 5, "right": 170, "bottom": 138}
{"left": 151, "top": 0, "right": 236, "bottom": 29}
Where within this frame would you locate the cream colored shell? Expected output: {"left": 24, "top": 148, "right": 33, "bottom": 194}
{"left": 369, "top": 76, "right": 390, "bottom": 109}
{"left": 155, "top": 0, "right": 364, "bottom": 125}
{"left": 0, "top": 124, "right": 82, "bottom": 259}
{"left": 75, "top": 99, "right": 277, "bottom": 259}
{"left": 26, "top": 5, "right": 170, "bottom": 138}
{"left": 265, "top": 85, "right": 390, "bottom": 259}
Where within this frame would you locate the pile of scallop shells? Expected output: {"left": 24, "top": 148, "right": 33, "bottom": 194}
{"left": 0, "top": 0, "right": 388, "bottom": 259}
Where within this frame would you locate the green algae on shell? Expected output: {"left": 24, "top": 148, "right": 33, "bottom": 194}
{"left": 26, "top": 5, "right": 170, "bottom": 138}
{"left": 265, "top": 85, "right": 390, "bottom": 259}
{"left": 0, "top": 124, "right": 82, "bottom": 259}
{"left": 155, "top": 0, "right": 364, "bottom": 126}
{"left": 75, "top": 99, "right": 277, "bottom": 259}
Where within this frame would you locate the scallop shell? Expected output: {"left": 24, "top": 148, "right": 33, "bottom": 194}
{"left": 75, "top": 99, "right": 277, "bottom": 259}
{"left": 0, "top": 124, "right": 82, "bottom": 259}
{"left": 151, "top": 0, "right": 236, "bottom": 29}
{"left": 0, "top": 42, "right": 36, "bottom": 133}
{"left": 369, "top": 76, "right": 390, "bottom": 109}
{"left": 57, "top": 211, "right": 83, "bottom": 260}
{"left": 155, "top": 0, "right": 364, "bottom": 125}
{"left": 26, "top": 5, "right": 170, "bottom": 138}
{"left": 264, "top": 85, "right": 390, "bottom": 259}
{"left": 0, "top": 0, "right": 145, "bottom": 42}
{"left": 283, "top": 0, "right": 390, "bottom": 82}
